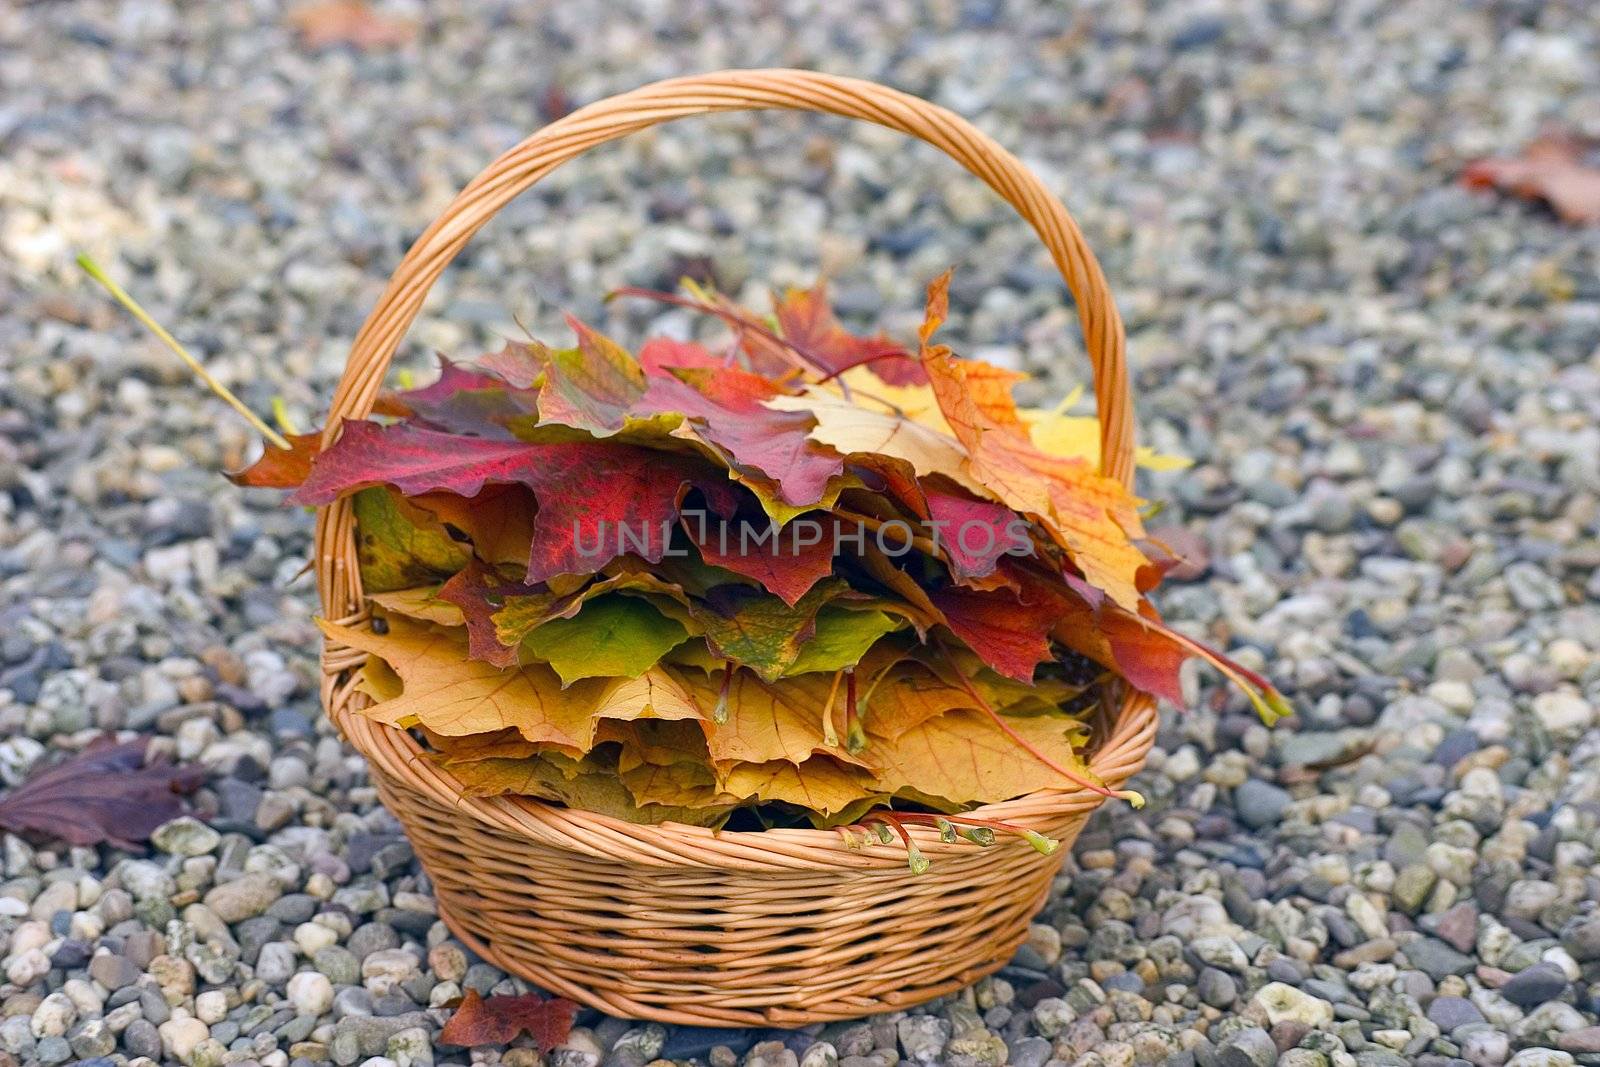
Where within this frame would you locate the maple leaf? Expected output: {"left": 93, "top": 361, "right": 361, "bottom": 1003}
{"left": 633, "top": 365, "right": 845, "bottom": 510}
{"left": 929, "top": 586, "right": 1060, "bottom": 682}
{"left": 589, "top": 668, "right": 706, "bottom": 721}
{"left": 521, "top": 594, "right": 690, "bottom": 685}
{"left": 537, "top": 317, "right": 648, "bottom": 432}
{"left": 291, "top": 421, "right": 739, "bottom": 582}
{"left": 351, "top": 488, "right": 471, "bottom": 594}
{"left": 367, "top": 586, "right": 464, "bottom": 627}
{"left": 916, "top": 272, "right": 1151, "bottom": 609}
{"left": 434, "top": 560, "right": 536, "bottom": 668}
{"left": 1024, "top": 403, "right": 1191, "bottom": 472}
{"left": 445, "top": 753, "right": 732, "bottom": 825}
{"left": 388, "top": 357, "right": 538, "bottom": 437}
{"left": 856, "top": 663, "right": 983, "bottom": 740}
{"left": 406, "top": 485, "right": 539, "bottom": 569}
{"left": 770, "top": 282, "right": 926, "bottom": 385}
{"left": 687, "top": 583, "right": 839, "bottom": 682}
{"left": 619, "top": 759, "right": 725, "bottom": 809}
{"left": 638, "top": 337, "right": 725, "bottom": 373}
{"left": 485, "top": 568, "right": 695, "bottom": 655}
{"left": 319, "top": 617, "right": 599, "bottom": 750}
{"left": 686, "top": 511, "right": 838, "bottom": 606}
{"left": 601, "top": 718, "right": 713, "bottom": 770}
{"left": 491, "top": 320, "right": 683, "bottom": 440}
{"left": 784, "top": 608, "right": 902, "bottom": 676}
{"left": 288, "top": 0, "right": 417, "bottom": 50}
{"left": 691, "top": 669, "right": 862, "bottom": 767}
{"left": 862, "top": 708, "right": 1094, "bottom": 806}
{"left": 923, "top": 483, "right": 1029, "bottom": 581}
{"left": 717, "top": 757, "right": 884, "bottom": 817}
{"left": 227, "top": 433, "right": 322, "bottom": 489}
{"left": 0, "top": 735, "right": 205, "bottom": 850}
{"left": 1463, "top": 133, "right": 1600, "bottom": 225}
{"left": 425, "top": 728, "right": 538, "bottom": 765}
{"left": 439, "top": 989, "right": 577, "bottom": 1049}
{"left": 765, "top": 387, "right": 984, "bottom": 497}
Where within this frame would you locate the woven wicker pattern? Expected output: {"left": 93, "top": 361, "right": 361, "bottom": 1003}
{"left": 315, "top": 69, "right": 1159, "bottom": 1026}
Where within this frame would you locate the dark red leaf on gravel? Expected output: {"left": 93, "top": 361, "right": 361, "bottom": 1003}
{"left": 438, "top": 988, "right": 577, "bottom": 1049}
{"left": 0, "top": 735, "right": 205, "bottom": 850}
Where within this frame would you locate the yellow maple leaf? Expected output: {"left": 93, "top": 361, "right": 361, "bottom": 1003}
{"left": 717, "top": 757, "right": 884, "bottom": 817}
{"left": 619, "top": 759, "right": 725, "bottom": 809}
{"left": 442, "top": 753, "right": 732, "bottom": 826}
{"left": 589, "top": 668, "right": 705, "bottom": 722}
{"left": 318, "top": 617, "right": 598, "bottom": 751}
{"left": 862, "top": 708, "right": 1095, "bottom": 806}
{"left": 1023, "top": 405, "right": 1191, "bottom": 473}
{"left": 764, "top": 388, "right": 988, "bottom": 498}
{"left": 687, "top": 670, "right": 864, "bottom": 768}
{"left": 367, "top": 586, "right": 464, "bottom": 626}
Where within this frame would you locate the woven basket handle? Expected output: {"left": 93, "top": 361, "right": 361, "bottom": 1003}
{"left": 316, "top": 68, "right": 1135, "bottom": 619}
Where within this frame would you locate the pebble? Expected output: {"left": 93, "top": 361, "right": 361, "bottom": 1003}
{"left": 1502, "top": 963, "right": 1571, "bottom": 1007}
{"left": 289, "top": 971, "right": 336, "bottom": 1016}
{"left": 1234, "top": 779, "right": 1292, "bottom": 828}
{"left": 202, "top": 873, "right": 283, "bottom": 922}
{"left": 151, "top": 816, "right": 222, "bottom": 857}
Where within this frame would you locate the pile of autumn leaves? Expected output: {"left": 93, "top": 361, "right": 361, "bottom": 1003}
{"left": 240, "top": 272, "right": 1287, "bottom": 842}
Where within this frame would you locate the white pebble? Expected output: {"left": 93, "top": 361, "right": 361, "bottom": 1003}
{"left": 195, "top": 989, "right": 229, "bottom": 1024}
{"left": 159, "top": 1016, "right": 210, "bottom": 1061}
{"left": 294, "top": 921, "right": 339, "bottom": 956}
{"left": 288, "top": 971, "right": 335, "bottom": 1016}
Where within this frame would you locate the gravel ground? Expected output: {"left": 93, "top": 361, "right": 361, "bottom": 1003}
{"left": 4, "top": 1, "right": 1600, "bottom": 1066}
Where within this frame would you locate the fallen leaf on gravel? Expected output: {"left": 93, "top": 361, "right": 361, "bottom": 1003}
{"left": 289, "top": 0, "right": 416, "bottom": 50}
{"left": 0, "top": 735, "right": 205, "bottom": 850}
{"left": 438, "top": 989, "right": 577, "bottom": 1049}
{"left": 1462, "top": 133, "right": 1600, "bottom": 224}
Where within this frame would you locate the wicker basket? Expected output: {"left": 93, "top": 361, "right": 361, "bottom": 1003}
{"left": 315, "top": 69, "right": 1159, "bottom": 1027}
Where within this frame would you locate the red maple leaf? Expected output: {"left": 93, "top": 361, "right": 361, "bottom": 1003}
{"left": 771, "top": 283, "right": 927, "bottom": 385}
{"left": 633, "top": 366, "right": 844, "bottom": 508}
{"left": 290, "top": 421, "right": 739, "bottom": 581}
{"left": 929, "top": 586, "right": 1060, "bottom": 682}
{"left": 386, "top": 357, "right": 538, "bottom": 438}
{"left": 638, "top": 337, "right": 725, "bottom": 374}
{"left": 688, "top": 511, "right": 839, "bottom": 606}
{"left": 438, "top": 989, "right": 577, "bottom": 1049}
{"left": 228, "top": 433, "right": 323, "bottom": 489}
{"left": 924, "top": 484, "right": 1026, "bottom": 582}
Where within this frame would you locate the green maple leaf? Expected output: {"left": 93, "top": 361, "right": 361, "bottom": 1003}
{"left": 520, "top": 594, "right": 689, "bottom": 686}
{"left": 784, "top": 608, "right": 902, "bottom": 676}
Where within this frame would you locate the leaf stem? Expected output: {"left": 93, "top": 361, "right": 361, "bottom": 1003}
{"left": 77, "top": 254, "right": 291, "bottom": 451}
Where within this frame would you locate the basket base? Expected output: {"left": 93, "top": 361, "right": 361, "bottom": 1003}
{"left": 428, "top": 870, "right": 1053, "bottom": 1027}
{"left": 380, "top": 772, "right": 1091, "bottom": 1027}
